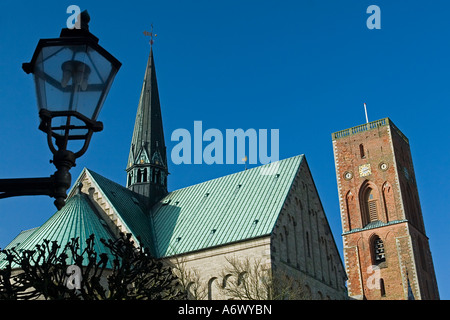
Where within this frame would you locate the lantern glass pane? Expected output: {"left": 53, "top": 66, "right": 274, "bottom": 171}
{"left": 33, "top": 42, "right": 118, "bottom": 121}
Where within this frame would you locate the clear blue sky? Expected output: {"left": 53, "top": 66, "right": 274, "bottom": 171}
{"left": 0, "top": 0, "right": 448, "bottom": 299}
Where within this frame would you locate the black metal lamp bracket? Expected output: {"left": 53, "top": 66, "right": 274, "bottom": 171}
{"left": 0, "top": 110, "right": 101, "bottom": 210}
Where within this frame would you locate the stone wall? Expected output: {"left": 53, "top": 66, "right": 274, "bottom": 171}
{"left": 270, "top": 158, "right": 348, "bottom": 300}
{"left": 167, "top": 237, "right": 272, "bottom": 300}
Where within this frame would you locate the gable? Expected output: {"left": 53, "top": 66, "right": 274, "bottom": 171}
{"left": 72, "top": 168, "right": 156, "bottom": 256}
{"left": 135, "top": 147, "right": 150, "bottom": 165}
{"left": 271, "top": 157, "right": 347, "bottom": 284}
{"left": 151, "top": 149, "right": 164, "bottom": 166}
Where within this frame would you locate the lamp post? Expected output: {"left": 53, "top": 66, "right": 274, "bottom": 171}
{"left": 0, "top": 11, "right": 121, "bottom": 210}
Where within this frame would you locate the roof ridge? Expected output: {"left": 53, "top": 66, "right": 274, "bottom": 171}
{"left": 165, "top": 154, "right": 305, "bottom": 195}
{"left": 81, "top": 155, "right": 304, "bottom": 198}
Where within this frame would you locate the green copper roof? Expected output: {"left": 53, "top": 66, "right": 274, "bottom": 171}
{"left": 1, "top": 193, "right": 116, "bottom": 268}
{"left": 151, "top": 155, "right": 304, "bottom": 257}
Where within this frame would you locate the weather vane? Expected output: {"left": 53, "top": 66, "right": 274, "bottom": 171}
{"left": 143, "top": 24, "right": 157, "bottom": 46}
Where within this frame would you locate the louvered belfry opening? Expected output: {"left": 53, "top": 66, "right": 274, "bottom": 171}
{"left": 367, "top": 190, "right": 378, "bottom": 222}
{"left": 374, "top": 237, "right": 386, "bottom": 263}
{"left": 360, "top": 184, "right": 381, "bottom": 226}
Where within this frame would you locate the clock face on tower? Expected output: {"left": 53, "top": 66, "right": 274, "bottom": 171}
{"left": 344, "top": 171, "right": 353, "bottom": 180}
{"left": 359, "top": 164, "right": 371, "bottom": 177}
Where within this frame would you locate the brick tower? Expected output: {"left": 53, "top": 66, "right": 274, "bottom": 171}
{"left": 331, "top": 118, "right": 439, "bottom": 300}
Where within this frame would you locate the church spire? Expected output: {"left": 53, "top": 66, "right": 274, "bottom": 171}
{"left": 126, "top": 48, "right": 168, "bottom": 207}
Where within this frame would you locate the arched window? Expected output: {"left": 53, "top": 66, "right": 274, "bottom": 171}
{"left": 366, "top": 188, "right": 378, "bottom": 222}
{"left": 208, "top": 277, "right": 218, "bottom": 300}
{"left": 222, "top": 274, "right": 233, "bottom": 289}
{"left": 291, "top": 215, "right": 299, "bottom": 268}
{"left": 284, "top": 226, "right": 290, "bottom": 264}
{"left": 380, "top": 278, "right": 386, "bottom": 297}
{"left": 305, "top": 231, "right": 311, "bottom": 258}
{"left": 382, "top": 182, "right": 395, "bottom": 221}
{"left": 360, "top": 182, "right": 381, "bottom": 226}
{"left": 156, "top": 169, "right": 161, "bottom": 184}
{"left": 359, "top": 144, "right": 365, "bottom": 158}
{"left": 143, "top": 168, "right": 148, "bottom": 182}
{"left": 137, "top": 169, "right": 142, "bottom": 183}
{"left": 279, "top": 233, "right": 286, "bottom": 262}
{"left": 296, "top": 197, "right": 303, "bottom": 211}
{"left": 345, "top": 191, "right": 354, "bottom": 230}
{"left": 127, "top": 172, "right": 132, "bottom": 186}
{"left": 371, "top": 235, "right": 386, "bottom": 266}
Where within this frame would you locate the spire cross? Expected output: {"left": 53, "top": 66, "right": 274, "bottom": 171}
{"left": 143, "top": 24, "right": 157, "bottom": 46}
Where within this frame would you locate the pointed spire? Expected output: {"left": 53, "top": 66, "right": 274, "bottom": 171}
{"left": 126, "top": 48, "right": 168, "bottom": 206}
{"left": 127, "top": 48, "right": 166, "bottom": 168}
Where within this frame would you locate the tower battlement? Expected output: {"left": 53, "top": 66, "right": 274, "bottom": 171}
{"left": 332, "top": 117, "right": 409, "bottom": 144}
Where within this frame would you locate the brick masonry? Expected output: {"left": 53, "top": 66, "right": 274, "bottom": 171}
{"left": 332, "top": 119, "right": 439, "bottom": 300}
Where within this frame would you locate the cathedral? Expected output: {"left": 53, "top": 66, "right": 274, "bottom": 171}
{"left": 1, "top": 47, "right": 439, "bottom": 300}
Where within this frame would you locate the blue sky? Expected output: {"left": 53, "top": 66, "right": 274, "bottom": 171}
{"left": 0, "top": 0, "right": 448, "bottom": 299}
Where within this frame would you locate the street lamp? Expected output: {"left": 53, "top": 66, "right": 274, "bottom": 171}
{"left": 0, "top": 11, "right": 121, "bottom": 210}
